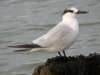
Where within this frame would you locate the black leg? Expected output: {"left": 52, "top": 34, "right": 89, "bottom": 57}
{"left": 63, "top": 50, "right": 66, "bottom": 57}
{"left": 58, "top": 52, "right": 61, "bottom": 56}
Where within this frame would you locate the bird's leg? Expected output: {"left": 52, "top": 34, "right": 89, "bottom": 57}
{"left": 63, "top": 50, "right": 66, "bottom": 57}
{"left": 58, "top": 52, "right": 62, "bottom": 57}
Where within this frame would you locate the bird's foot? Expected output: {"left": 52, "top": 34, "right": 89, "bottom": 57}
{"left": 58, "top": 52, "right": 63, "bottom": 57}
{"left": 58, "top": 51, "right": 67, "bottom": 58}
{"left": 63, "top": 50, "right": 67, "bottom": 57}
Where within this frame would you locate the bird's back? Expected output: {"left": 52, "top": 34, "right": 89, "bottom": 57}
{"left": 33, "top": 22, "right": 78, "bottom": 52}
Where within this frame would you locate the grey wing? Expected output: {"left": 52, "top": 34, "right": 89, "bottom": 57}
{"left": 32, "top": 22, "right": 72, "bottom": 47}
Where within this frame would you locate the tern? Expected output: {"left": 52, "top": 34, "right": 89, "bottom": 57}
{"left": 8, "top": 7, "right": 88, "bottom": 56}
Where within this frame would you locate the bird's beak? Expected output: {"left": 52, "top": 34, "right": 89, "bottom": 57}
{"left": 77, "top": 11, "right": 89, "bottom": 14}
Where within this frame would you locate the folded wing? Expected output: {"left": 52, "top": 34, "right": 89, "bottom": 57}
{"left": 7, "top": 43, "right": 42, "bottom": 48}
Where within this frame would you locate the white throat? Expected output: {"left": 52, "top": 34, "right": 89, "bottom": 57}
{"left": 62, "top": 13, "right": 79, "bottom": 32}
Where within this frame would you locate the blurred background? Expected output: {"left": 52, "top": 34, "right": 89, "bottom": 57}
{"left": 0, "top": 0, "right": 100, "bottom": 75}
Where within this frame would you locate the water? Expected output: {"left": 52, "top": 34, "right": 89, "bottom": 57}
{"left": 0, "top": 0, "right": 100, "bottom": 75}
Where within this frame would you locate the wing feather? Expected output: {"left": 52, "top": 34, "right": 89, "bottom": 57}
{"left": 32, "top": 22, "right": 72, "bottom": 47}
{"left": 7, "top": 43, "right": 42, "bottom": 48}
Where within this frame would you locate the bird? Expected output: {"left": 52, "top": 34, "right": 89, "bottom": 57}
{"left": 8, "top": 7, "right": 88, "bottom": 57}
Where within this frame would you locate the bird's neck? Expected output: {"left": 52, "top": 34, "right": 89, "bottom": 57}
{"left": 62, "top": 14, "right": 75, "bottom": 23}
{"left": 62, "top": 15, "right": 79, "bottom": 32}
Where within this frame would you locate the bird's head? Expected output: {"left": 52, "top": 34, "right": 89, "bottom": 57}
{"left": 62, "top": 7, "right": 88, "bottom": 19}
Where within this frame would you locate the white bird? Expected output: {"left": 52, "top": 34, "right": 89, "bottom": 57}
{"left": 8, "top": 7, "right": 88, "bottom": 56}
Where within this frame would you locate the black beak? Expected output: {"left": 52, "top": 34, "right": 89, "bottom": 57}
{"left": 77, "top": 11, "right": 89, "bottom": 14}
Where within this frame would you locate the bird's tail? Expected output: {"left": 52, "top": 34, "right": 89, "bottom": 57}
{"left": 7, "top": 43, "right": 43, "bottom": 52}
{"left": 7, "top": 43, "right": 42, "bottom": 48}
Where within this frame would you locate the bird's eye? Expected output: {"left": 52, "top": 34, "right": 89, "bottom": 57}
{"left": 62, "top": 9, "right": 73, "bottom": 15}
{"left": 68, "top": 10, "right": 73, "bottom": 13}
{"left": 64, "top": 9, "right": 73, "bottom": 13}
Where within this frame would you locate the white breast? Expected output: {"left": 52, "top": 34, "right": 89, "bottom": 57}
{"left": 62, "top": 12, "right": 79, "bottom": 32}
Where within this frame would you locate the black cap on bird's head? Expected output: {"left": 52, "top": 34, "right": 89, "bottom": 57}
{"left": 62, "top": 7, "right": 89, "bottom": 16}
